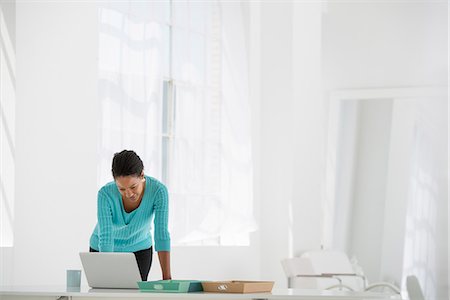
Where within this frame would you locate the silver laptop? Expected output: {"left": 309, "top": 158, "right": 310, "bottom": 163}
{"left": 79, "top": 252, "right": 141, "bottom": 289}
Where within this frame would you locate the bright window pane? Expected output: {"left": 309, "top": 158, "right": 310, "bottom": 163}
{"left": 163, "top": 25, "right": 171, "bottom": 77}
{"left": 172, "top": 0, "right": 188, "bottom": 28}
{"left": 190, "top": 2, "right": 206, "bottom": 33}
{"left": 172, "top": 28, "right": 189, "bottom": 81}
{"left": 190, "top": 32, "right": 205, "bottom": 85}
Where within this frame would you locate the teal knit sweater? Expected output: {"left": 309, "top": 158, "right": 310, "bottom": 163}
{"left": 90, "top": 176, "right": 170, "bottom": 252}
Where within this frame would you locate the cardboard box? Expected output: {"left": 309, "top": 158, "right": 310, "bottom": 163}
{"left": 201, "top": 281, "right": 274, "bottom": 293}
{"left": 138, "top": 280, "right": 203, "bottom": 293}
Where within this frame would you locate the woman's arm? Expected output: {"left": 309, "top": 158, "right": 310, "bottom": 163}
{"left": 98, "top": 190, "right": 114, "bottom": 252}
{"left": 158, "top": 251, "right": 172, "bottom": 280}
{"left": 153, "top": 184, "right": 172, "bottom": 279}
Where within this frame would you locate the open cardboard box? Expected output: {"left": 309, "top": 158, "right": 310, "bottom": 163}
{"left": 201, "top": 281, "right": 274, "bottom": 293}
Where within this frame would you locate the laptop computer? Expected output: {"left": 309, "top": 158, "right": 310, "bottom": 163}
{"left": 79, "top": 252, "right": 141, "bottom": 289}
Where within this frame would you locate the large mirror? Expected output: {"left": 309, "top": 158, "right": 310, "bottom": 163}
{"left": 324, "top": 87, "right": 448, "bottom": 298}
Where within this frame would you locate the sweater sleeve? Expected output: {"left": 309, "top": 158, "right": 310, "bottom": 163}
{"left": 97, "top": 189, "right": 114, "bottom": 252}
{"left": 153, "top": 184, "right": 171, "bottom": 251}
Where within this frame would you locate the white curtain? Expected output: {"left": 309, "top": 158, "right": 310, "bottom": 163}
{"left": 98, "top": 1, "right": 255, "bottom": 245}
{"left": 98, "top": 1, "right": 165, "bottom": 183}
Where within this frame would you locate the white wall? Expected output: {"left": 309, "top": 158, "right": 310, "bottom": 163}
{"left": 322, "top": 2, "right": 448, "bottom": 90}
{"left": 291, "top": 2, "right": 324, "bottom": 255}
{"left": 259, "top": 2, "right": 294, "bottom": 288}
{"left": 14, "top": 2, "right": 99, "bottom": 285}
{"left": 259, "top": 2, "right": 325, "bottom": 288}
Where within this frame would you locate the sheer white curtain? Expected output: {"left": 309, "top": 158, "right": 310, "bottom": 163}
{"left": 98, "top": 1, "right": 165, "bottom": 184}
{"left": 98, "top": 1, "right": 255, "bottom": 246}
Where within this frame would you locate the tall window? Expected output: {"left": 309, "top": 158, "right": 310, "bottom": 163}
{"left": 98, "top": 1, "right": 255, "bottom": 246}
{"left": 0, "top": 5, "right": 15, "bottom": 248}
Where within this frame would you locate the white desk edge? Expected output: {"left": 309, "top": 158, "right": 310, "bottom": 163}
{"left": 0, "top": 286, "right": 402, "bottom": 299}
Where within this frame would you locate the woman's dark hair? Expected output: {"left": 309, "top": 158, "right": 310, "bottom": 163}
{"left": 111, "top": 150, "right": 144, "bottom": 178}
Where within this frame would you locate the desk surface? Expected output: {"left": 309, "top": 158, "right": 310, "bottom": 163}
{"left": 0, "top": 286, "right": 401, "bottom": 299}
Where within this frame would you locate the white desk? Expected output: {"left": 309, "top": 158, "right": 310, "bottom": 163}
{"left": 0, "top": 286, "right": 402, "bottom": 300}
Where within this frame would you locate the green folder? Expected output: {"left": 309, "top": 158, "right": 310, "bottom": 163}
{"left": 138, "top": 280, "right": 203, "bottom": 293}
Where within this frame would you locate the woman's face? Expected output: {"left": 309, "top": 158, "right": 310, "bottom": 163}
{"left": 115, "top": 174, "right": 145, "bottom": 203}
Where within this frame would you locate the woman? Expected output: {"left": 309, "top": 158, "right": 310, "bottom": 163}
{"left": 89, "top": 150, "right": 171, "bottom": 281}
